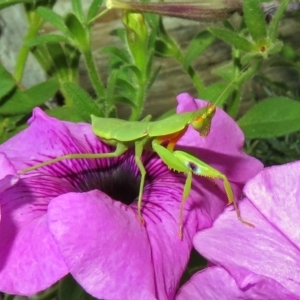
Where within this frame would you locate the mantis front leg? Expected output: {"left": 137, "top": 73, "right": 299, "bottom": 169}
{"left": 152, "top": 138, "right": 253, "bottom": 237}
{"left": 133, "top": 142, "right": 147, "bottom": 225}
{"left": 152, "top": 140, "right": 194, "bottom": 238}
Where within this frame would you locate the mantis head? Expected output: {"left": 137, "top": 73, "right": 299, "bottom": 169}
{"left": 191, "top": 103, "right": 216, "bottom": 137}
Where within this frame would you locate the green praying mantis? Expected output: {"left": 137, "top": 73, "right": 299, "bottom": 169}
{"left": 19, "top": 100, "right": 252, "bottom": 238}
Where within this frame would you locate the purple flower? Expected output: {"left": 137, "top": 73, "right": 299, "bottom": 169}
{"left": 0, "top": 93, "right": 262, "bottom": 299}
{"left": 0, "top": 153, "right": 19, "bottom": 220}
{"left": 185, "top": 161, "right": 300, "bottom": 299}
{"left": 0, "top": 153, "right": 19, "bottom": 194}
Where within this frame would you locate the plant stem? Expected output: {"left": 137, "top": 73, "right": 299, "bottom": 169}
{"left": 129, "top": 78, "right": 147, "bottom": 120}
{"left": 175, "top": 51, "right": 205, "bottom": 96}
{"left": 14, "top": 13, "right": 43, "bottom": 84}
{"left": 227, "top": 50, "right": 242, "bottom": 118}
{"left": 228, "top": 88, "right": 242, "bottom": 118}
{"left": 186, "top": 65, "right": 206, "bottom": 96}
{"left": 88, "top": 8, "right": 110, "bottom": 25}
{"left": 82, "top": 48, "right": 106, "bottom": 115}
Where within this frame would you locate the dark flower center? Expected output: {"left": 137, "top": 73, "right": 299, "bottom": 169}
{"left": 74, "top": 157, "right": 145, "bottom": 206}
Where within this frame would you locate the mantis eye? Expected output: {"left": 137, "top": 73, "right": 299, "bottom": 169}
{"left": 186, "top": 162, "right": 200, "bottom": 174}
{"left": 191, "top": 103, "right": 216, "bottom": 137}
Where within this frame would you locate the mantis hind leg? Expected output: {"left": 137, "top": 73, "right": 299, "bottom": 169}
{"left": 19, "top": 143, "right": 128, "bottom": 174}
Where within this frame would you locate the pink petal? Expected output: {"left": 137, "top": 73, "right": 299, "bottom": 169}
{"left": 48, "top": 190, "right": 157, "bottom": 300}
{"left": 244, "top": 161, "right": 300, "bottom": 247}
{"left": 0, "top": 213, "right": 68, "bottom": 295}
{"left": 0, "top": 152, "right": 19, "bottom": 194}
{"left": 0, "top": 108, "right": 104, "bottom": 171}
{"left": 194, "top": 199, "right": 300, "bottom": 297}
{"left": 176, "top": 266, "right": 298, "bottom": 300}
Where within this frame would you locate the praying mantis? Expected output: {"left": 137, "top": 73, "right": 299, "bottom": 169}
{"left": 19, "top": 101, "right": 252, "bottom": 238}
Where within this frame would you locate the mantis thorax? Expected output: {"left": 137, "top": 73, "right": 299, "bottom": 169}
{"left": 191, "top": 103, "right": 216, "bottom": 137}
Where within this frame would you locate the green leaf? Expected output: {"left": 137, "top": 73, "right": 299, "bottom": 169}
{"left": 116, "top": 78, "right": 136, "bottom": 98}
{"left": 238, "top": 98, "right": 300, "bottom": 139}
{"left": 201, "top": 81, "right": 235, "bottom": 106}
{"left": 243, "top": 0, "right": 267, "bottom": 43}
{"left": 269, "top": 0, "right": 289, "bottom": 41}
{"left": 281, "top": 44, "right": 298, "bottom": 61}
{"left": 154, "top": 39, "right": 178, "bottom": 58}
{"left": 0, "top": 0, "right": 32, "bottom": 9}
{"left": 145, "top": 48, "right": 154, "bottom": 79}
{"left": 37, "top": 7, "right": 69, "bottom": 35}
{"left": 102, "top": 46, "right": 130, "bottom": 64}
{"left": 211, "top": 62, "right": 234, "bottom": 82}
{"left": 46, "top": 106, "right": 83, "bottom": 122}
{"left": 31, "top": 44, "right": 56, "bottom": 75}
{"left": 59, "top": 274, "right": 96, "bottom": 300}
{"left": 25, "top": 34, "right": 70, "bottom": 48}
{"left": 209, "top": 27, "right": 254, "bottom": 52}
{"left": 26, "top": 78, "right": 59, "bottom": 100}
{"left": 114, "top": 96, "right": 136, "bottom": 107}
{"left": 0, "top": 65, "right": 15, "bottom": 98}
{"left": 148, "top": 65, "right": 161, "bottom": 90}
{"left": 0, "top": 114, "right": 27, "bottom": 142}
{"left": 147, "top": 20, "right": 158, "bottom": 50}
{"left": 44, "top": 43, "right": 71, "bottom": 80}
{"left": 106, "top": 69, "right": 118, "bottom": 109}
{"left": 72, "top": 0, "right": 85, "bottom": 22}
{"left": 183, "top": 31, "right": 215, "bottom": 69}
{"left": 62, "top": 82, "right": 102, "bottom": 121}
{"left": 87, "top": 0, "right": 103, "bottom": 22}
{"left": 121, "top": 64, "right": 142, "bottom": 81}
{"left": 64, "top": 13, "right": 88, "bottom": 49}
{"left": 0, "top": 79, "right": 59, "bottom": 115}
{"left": 64, "top": 44, "right": 81, "bottom": 79}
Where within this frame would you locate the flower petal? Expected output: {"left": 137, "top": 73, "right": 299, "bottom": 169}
{"left": 193, "top": 199, "right": 300, "bottom": 297}
{"left": 143, "top": 176, "right": 219, "bottom": 299}
{"left": 176, "top": 266, "right": 298, "bottom": 300}
{"left": 0, "top": 108, "right": 109, "bottom": 172}
{"left": 48, "top": 190, "right": 157, "bottom": 300}
{"left": 0, "top": 176, "right": 70, "bottom": 295}
{"left": 176, "top": 93, "right": 263, "bottom": 183}
{"left": 0, "top": 153, "right": 19, "bottom": 192}
{"left": 244, "top": 161, "right": 300, "bottom": 248}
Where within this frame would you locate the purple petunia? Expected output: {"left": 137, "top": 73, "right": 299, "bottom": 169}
{"left": 182, "top": 161, "right": 300, "bottom": 299}
{"left": 0, "top": 93, "right": 262, "bottom": 299}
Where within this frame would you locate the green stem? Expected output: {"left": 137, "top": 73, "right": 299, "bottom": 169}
{"left": 227, "top": 88, "right": 241, "bottom": 118}
{"left": 82, "top": 48, "right": 106, "bottom": 115}
{"left": 60, "top": 84, "right": 77, "bottom": 107}
{"left": 14, "top": 14, "right": 43, "bottom": 83}
{"left": 228, "top": 60, "right": 261, "bottom": 118}
{"left": 227, "top": 50, "right": 242, "bottom": 118}
{"left": 186, "top": 65, "right": 205, "bottom": 96}
{"left": 175, "top": 50, "right": 205, "bottom": 96}
{"left": 88, "top": 8, "right": 110, "bottom": 25}
{"left": 129, "top": 78, "right": 147, "bottom": 120}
